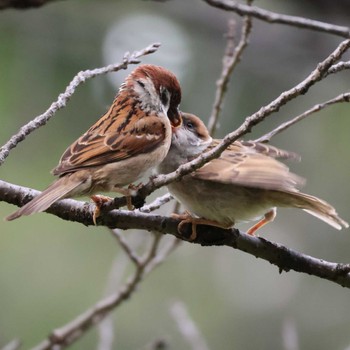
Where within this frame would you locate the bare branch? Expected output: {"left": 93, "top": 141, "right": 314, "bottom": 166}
{"left": 0, "top": 339, "right": 21, "bottom": 350}
{"left": 203, "top": 0, "right": 350, "bottom": 38}
{"left": 136, "top": 193, "right": 174, "bottom": 213}
{"left": 326, "top": 60, "right": 350, "bottom": 75}
{"left": 2, "top": 179, "right": 350, "bottom": 290}
{"left": 255, "top": 92, "right": 350, "bottom": 143}
{"left": 0, "top": 43, "right": 161, "bottom": 167}
{"left": 208, "top": 6, "right": 253, "bottom": 135}
{"left": 110, "top": 229, "right": 142, "bottom": 267}
{"left": 30, "top": 229, "right": 173, "bottom": 350}
{"left": 170, "top": 301, "right": 210, "bottom": 350}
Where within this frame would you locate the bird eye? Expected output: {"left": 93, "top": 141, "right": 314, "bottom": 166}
{"left": 186, "top": 121, "right": 194, "bottom": 129}
{"left": 137, "top": 80, "right": 145, "bottom": 88}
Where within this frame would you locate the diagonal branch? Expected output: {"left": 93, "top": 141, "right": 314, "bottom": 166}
{"left": 255, "top": 92, "right": 350, "bottom": 143}
{"left": 203, "top": 0, "right": 350, "bottom": 38}
{"left": 0, "top": 42, "right": 161, "bottom": 166}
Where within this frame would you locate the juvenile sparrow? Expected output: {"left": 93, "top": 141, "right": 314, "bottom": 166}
{"left": 158, "top": 112, "right": 348, "bottom": 237}
{"left": 6, "top": 64, "right": 182, "bottom": 221}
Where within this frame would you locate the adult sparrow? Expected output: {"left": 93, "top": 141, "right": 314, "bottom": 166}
{"left": 6, "top": 64, "right": 182, "bottom": 221}
{"left": 158, "top": 112, "right": 348, "bottom": 238}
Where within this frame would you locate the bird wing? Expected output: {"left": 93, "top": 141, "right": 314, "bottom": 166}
{"left": 193, "top": 140, "right": 304, "bottom": 191}
{"left": 53, "top": 101, "right": 167, "bottom": 176}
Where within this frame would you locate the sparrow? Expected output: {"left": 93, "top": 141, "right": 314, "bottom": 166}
{"left": 158, "top": 112, "right": 348, "bottom": 238}
{"left": 6, "top": 64, "right": 182, "bottom": 221}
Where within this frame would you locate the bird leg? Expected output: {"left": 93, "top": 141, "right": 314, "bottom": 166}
{"left": 90, "top": 195, "right": 113, "bottom": 225}
{"left": 246, "top": 208, "right": 277, "bottom": 236}
{"left": 113, "top": 184, "right": 144, "bottom": 210}
{"left": 172, "top": 211, "right": 231, "bottom": 241}
{"left": 112, "top": 186, "right": 136, "bottom": 210}
{"left": 91, "top": 184, "right": 142, "bottom": 224}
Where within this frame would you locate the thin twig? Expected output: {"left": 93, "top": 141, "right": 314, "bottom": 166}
{"left": 208, "top": 2, "right": 253, "bottom": 135}
{"left": 0, "top": 42, "right": 161, "bottom": 166}
{"left": 203, "top": 0, "right": 350, "bottom": 38}
{"left": 170, "top": 301, "right": 210, "bottom": 350}
{"left": 31, "top": 230, "right": 173, "bottom": 350}
{"left": 110, "top": 229, "right": 142, "bottom": 267}
{"left": 326, "top": 60, "right": 350, "bottom": 75}
{"left": 137, "top": 193, "right": 174, "bottom": 213}
{"left": 0, "top": 339, "right": 21, "bottom": 350}
{"left": 255, "top": 92, "right": 350, "bottom": 143}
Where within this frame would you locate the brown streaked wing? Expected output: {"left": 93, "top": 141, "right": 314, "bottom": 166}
{"left": 53, "top": 106, "right": 166, "bottom": 176}
{"left": 193, "top": 141, "right": 305, "bottom": 192}
{"left": 210, "top": 139, "right": 299, "bottom": 160}
{"left": 239, "top": 140, "right": 300, "bottom": 160}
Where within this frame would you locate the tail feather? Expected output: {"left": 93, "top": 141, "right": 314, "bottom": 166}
{"left": 6, "top": 177, "right": 83, "bottom": 221}
{"left": 288, "top": 192, "right": 348, "bottom": 230}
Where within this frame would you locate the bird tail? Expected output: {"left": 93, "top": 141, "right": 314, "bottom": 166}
{"left": 283, "top": 191, "right": 348, "bottom": 230}
{"left": 6, "top": 176, "right": 83, "bottom": 221}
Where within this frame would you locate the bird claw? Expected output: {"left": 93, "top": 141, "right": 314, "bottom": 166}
{"left": 91, "top": 195, "right": 113, "bottom": 225}
{"left": 114, "top": 186, "right": 140, "bottom": 210}
{"left": 172, "top": 211, "right": 231, "bottom": 241}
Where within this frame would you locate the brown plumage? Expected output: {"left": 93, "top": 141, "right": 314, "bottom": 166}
{"left": 6, "top": 64, "right": 182, "bottom": 221}
{"left": 158, "top": 112, "right": 348, "bottom": 235}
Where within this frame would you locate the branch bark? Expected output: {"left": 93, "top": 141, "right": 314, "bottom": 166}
{"left": 203, "top": 0, "right": 350, "bottom": 38}
{"left": 2, "top": 179, "right": 350, "bottom": 290}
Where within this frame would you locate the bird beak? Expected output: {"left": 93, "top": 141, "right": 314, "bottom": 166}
{"left": 168, "top": 108, "right": 182, "bottom": 131}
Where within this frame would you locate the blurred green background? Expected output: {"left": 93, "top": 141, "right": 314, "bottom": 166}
{"left": 1, "top": 0, "right": 350, "bottom": 349}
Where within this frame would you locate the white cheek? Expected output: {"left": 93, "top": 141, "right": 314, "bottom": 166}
{"left": 133, "top": 78, "right": 162, "bottom": 113}
{"left": 161, "top": 104, "right": 168, "bottom": 116}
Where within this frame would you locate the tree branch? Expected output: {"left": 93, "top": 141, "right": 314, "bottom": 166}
{"left": 170, "top": 301, "right": 210, "bottom": 350}
{"left": 203, "top": 0, "right": 350, "bottom": 38}
{"left": 2, "top": 179, "right": 350, "bottom": 290}
{"left": 255, "top": 92, "right": 350, "bottom": 143}
{"left": 0, "top": 43, "right": 161, "bottom": 167}
{"left": 207, "top": 7, "right": 253, "bottom": 135}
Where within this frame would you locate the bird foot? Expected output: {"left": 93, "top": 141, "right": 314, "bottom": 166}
{"left": 114, "top": 185, "right": 143, "bottom": 210}
{"left": 91, "top": 195, "right": 113, "bottom": 225}
{"left": 172, "top": 211, "right": 231, "bottom": 241}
